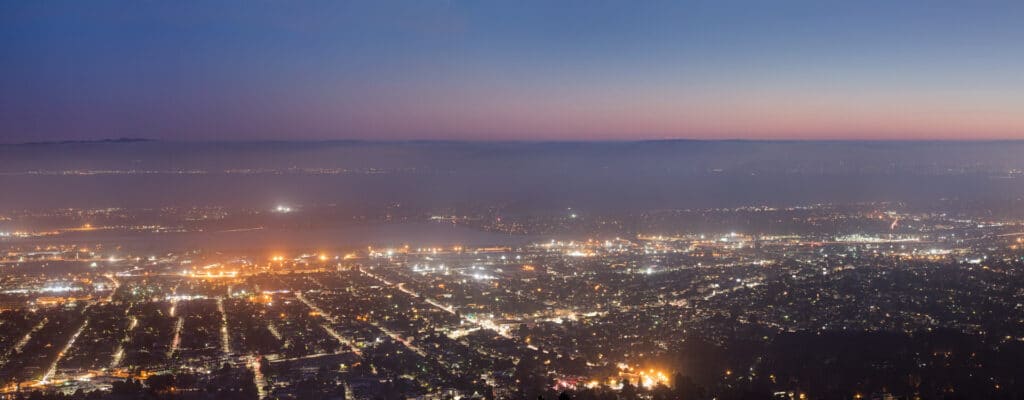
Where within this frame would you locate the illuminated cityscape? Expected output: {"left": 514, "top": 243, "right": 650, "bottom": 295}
{"left": 3, "top": 173, "right": 1024, "bottom": 399}
{"left": 6, "top": 1, "right": 1024, "bottom": 399}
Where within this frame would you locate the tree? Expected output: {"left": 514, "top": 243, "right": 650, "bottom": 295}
{"left": 145, "top": 373, "right": 176, "bottom": 392}
{"left": 259, "top": 357, "right": 273, "bottom": 376}
{"left": 673, "top": 372, "right": 703, "bottom": 400}
{"left": 620, "top": 378, "right": 638, "bottom": 400}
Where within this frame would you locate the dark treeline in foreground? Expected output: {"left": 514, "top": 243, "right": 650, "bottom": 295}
{"left": 6, "top": 364, "right": 257, "bottom": 400}
{"left": 11, "top": 329, "right": 1024, "bottom": 400}
{"left": 522, "top": 331, "right": 1024, "bottom": 400}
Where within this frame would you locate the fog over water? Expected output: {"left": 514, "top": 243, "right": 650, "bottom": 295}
{"left": 2, "top": 140, "right": 1023, "bottom": 212}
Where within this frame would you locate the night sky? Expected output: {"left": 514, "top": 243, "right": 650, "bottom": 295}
{"left": 3, "top": 0, "right": 1024, "bottom": 142}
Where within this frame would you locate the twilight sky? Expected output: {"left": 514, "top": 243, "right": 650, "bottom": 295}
{"left": 2, "top": 1, "right": 1024, "bottom": 142}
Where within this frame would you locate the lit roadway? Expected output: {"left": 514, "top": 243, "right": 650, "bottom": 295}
{"left": 355, "top": 267, "right": 549, "bottom": 361}
{"left": 39, "top": 304, "right": 91, "bottom": 385}
{"left": 109, "top": 313, "right": 137, "bottom": 369}
{"left": 358, "top": 267, "right": 510, "bottom": 339}
{"left": 356, "top": 267, "right": 570, "bottom": 378}
{"left": 293, "top": 291, "right": 363, "bottom": 357}
{"left": 11, "top": 318, "right": 48, "bottom": 356}
{"left": 217, "top": 298, "right": 231, "bottom": 356}
{"left": 249, "top": 356, "right": 268, "bottom": 399}
{"left": 103, "top": 274, "right": 120, "bottom": 302}
{"left": 297, "top": 288, "right": 424, "bottom": 357}
{"left": 169, "top": 316, "right": 184, "bottom": 358}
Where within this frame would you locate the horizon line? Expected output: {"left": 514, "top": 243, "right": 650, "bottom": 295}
{"left": 7, "top": 137, "right": 1024, "bottom": 146}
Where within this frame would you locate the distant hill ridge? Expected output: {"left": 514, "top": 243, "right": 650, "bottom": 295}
{"left": 14, "top": 138, "right": 156, "bottom": 145}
